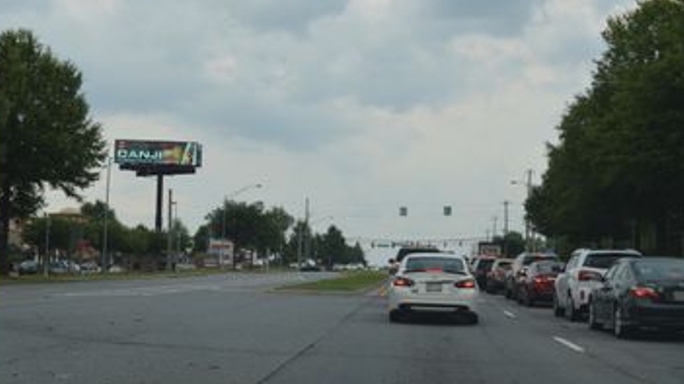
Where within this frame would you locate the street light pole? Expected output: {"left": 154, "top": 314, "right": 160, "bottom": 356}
{"left": 511, "top": 169, "right": 534, "bottom": 251}
{"left": 101, "top": 156, "right": 112, "bottom": 273}
{"left": 220, "top": 183, "right": 262, "bottom": 269}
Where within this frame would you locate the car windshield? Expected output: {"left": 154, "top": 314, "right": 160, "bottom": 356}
{"left": 534, "top": 261, "right": 563, "bottom": 274}
{"left": 497, "top": 262, "right": 512, "bottom": 270}
{"left": 633, "top": 259, "right": 684, "bottom": 282}
{"left": 476, "top": 259, "right": 496, "bottom": 271}
{"left": 404, "top": 257, "right": 465, "bottom": 274}
{"left": 523, "top": 255, "right": 556, "bottom": 266}
{"left": 584, "top": 253, "right": 637, "bottom": 269}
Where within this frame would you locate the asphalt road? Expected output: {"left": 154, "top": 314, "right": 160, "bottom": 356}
{"left": 2, "top": 273, "right": 683, "bottom": 384}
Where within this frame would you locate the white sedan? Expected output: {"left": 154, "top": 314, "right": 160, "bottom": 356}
{"left": 387, "top": 253, "right": 479, "bottom": 324}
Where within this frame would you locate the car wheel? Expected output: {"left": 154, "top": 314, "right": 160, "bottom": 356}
{"left": 552, "top": 293, "right": 564, "bottom": 317}
{"left": 566, "top": 295, "right": 579, "bottom": 322}
{"left": 613, "top": 306, "right": 632, "bottom": 339}
{"left": 467, "top": 313, "right": 479, "bottom": 325}
{"left": 588, "top": 300, "right": 602, "bottom": 330}
{"left": 389, "top": 310, "right": 402, "bottom": 323}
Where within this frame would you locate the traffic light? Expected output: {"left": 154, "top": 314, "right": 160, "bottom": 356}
{"left": 399, "top": 206, "right": 407, "bottom": 216}
{"left": 443, "top": 206, "right": 452, "bottom": 216}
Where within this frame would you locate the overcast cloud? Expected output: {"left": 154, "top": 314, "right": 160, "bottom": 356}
{"left": 2, "top": 0, "right": 636, "bottom": 262}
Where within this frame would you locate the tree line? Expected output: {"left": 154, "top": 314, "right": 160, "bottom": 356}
{"left": 526, "top": 0, "right": 684, "bottom": 255}
{"left": 17, "top": 199, "right": 365, "bottom": 271}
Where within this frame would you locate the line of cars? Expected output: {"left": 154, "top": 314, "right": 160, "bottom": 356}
{"left": 474, "top": 249, "right": 684, "bottom": 338}
{"left": 16, "top": 259, "right": 108, "bottom": 275}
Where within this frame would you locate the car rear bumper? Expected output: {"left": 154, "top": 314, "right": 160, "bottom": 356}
{"left": 388, "top": 292, "right": 479, "bottom": 315}
{"left": 625, "top": 303, "right": 684, "bottom": 329}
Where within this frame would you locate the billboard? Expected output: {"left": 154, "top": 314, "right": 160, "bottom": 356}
{"left": 114, "top": 140, "right": 202, "bottom": 167}
{"left": 478, "top": 242, "right": 502, "bottom": 256}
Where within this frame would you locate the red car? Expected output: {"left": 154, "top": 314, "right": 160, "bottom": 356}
{"left": 517, "top": 260, "right": 564, "bottom": 307}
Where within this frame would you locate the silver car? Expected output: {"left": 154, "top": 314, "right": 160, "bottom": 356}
{"left": 387, "top": 253, "right": 479, "bottom": 324}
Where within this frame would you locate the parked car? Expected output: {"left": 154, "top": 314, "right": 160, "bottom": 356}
{"left": 387, "top": 253, "right": 479, "bottom": 324}
{"left": 80, "top": 261, "right": 101, "bottom": 273}
{"left": 485, "top": 258, "right": 512, "bottom": 293}
{"left": 588, "top": 257, "right": 684, "bottom": 338}
{"left": 505, "top": 251, "right": 559, "bottom": 300}
{"left": 553, "top": 249, "right": 641, "bottom": 321}
{"left": 470, "top": 255, "right": 497, "bottom": 290}
{"left": 49, "top": 260, "right": 70, "bottom": 274}
{"left": 18, "top": 259, "right": 39, "bottom": 275}
{"left": 516, "top": 260, "right": 564, "bottom": 306}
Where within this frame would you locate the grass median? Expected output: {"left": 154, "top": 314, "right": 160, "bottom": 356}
{"left": 276, "top": 270, "right": 389, "bottom": 293}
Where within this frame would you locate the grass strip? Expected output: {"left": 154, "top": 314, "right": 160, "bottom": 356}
{"left": 277, "top": 271, "right": 388, "bottom": 292}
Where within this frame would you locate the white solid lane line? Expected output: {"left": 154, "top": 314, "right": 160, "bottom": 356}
{"left": 503, "top": 310, "right": 516, "bottom": 319}
{"left": 553, "top": 336, "right": 585, "bottom": 353}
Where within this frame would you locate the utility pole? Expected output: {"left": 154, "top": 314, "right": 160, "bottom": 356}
{"left": 167, "top": 188, "right": 173, "bottom": 271}
{"left": 503, "top": 200, "right": 509, "bottom": 235}
{"left": 305, "top": 197, "right": 310, "bottom": 264}
{"left": 102, "top": 156, "right": 112, "bottom": 274}
{"left": 296, "top": 197, "right": 309, "bottom": 272}
{"left": 492, "top": 216, "right": 498, "bottom": 239}
{"left": 503, "top": 200, "right": 510, "bottom": 257}
{"left": 44, "top": 213, "right": 50, "bottom": 277}
{"left": 525, "top": 169, "right": 533, "bottom": 251}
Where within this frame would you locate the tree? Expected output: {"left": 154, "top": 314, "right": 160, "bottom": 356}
{"left": 205, "top": 201, "right": 293, "bottom": 266}
{"left": 320, "top": 225, "right": 347, "bottom": 268}
{"left": 527, "top": 0, "right": 684, "bottom": 254}
{"left": 492, "top": 231, "right": 525, "bottom": 258}
{"left": 0, "top": 29, "right": 106, "bottom": 274}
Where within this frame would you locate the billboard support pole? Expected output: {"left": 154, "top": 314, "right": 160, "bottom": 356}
{"left": 155, "top": 174, "right": 163, "bottom": 232}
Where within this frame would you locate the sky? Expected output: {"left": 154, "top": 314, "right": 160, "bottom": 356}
{"left": 2, "top": 0, "right": 637, "bottom": 261}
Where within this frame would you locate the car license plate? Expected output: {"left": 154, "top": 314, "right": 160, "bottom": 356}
{"left": 426, "top": 282, "right": 442, "bottom": 292}
{"left": 673, "top": 291, "right": 684, "bottom": 302}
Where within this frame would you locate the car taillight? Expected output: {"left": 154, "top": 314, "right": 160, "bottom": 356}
{"left": 534, "top": 275, "right": 555, "bottom": 285}
{"left": 455, "top": 279, "right": 476, "bottom": 289}
{"left": 578, "top": 270, "right": 602, "bottom": 281}
{"left": 393, "top": 277, "right": 415, "bottom": 287}
{"left": 629, "top": 286, "right": 659, "bottom": 299}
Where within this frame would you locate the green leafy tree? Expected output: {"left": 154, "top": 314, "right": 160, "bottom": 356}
{"left": 205, "top": 201, "right": 293, "bottom": 266}
{"left": 528, "top": 0, "right": 684, "bottom": 254}
{"left": 492, "top": 231, "right": 525, "bottom": 258}
{"left": 0, "top": 30, "right": 106, "bottom": 274}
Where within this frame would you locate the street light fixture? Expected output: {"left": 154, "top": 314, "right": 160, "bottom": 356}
{"left": 220, "top": 183, "right": 263, "bottom": 268}
{"left": 511, "top": 169, "right": 534, "bottom": 251}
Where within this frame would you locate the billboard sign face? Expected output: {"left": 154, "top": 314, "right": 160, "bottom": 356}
{"left": 114, "top": 140, "right": 202, "bottom": 167}
{"left": 478, "top": 242, "right": 502, "bottom": 256}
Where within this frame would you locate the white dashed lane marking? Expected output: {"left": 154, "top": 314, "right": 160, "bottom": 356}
{"left": 503, "top": 310, "right": 516, "bottom": 319}
{"left": 553, "top": 336, "right": 586, "bottom": 353}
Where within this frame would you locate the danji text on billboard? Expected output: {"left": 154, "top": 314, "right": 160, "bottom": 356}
{"left": 114, "top": 140, "right": 202, "bottom": 167}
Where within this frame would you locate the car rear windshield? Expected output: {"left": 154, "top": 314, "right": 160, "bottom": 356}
{"left": 396, "top": 247, "right": 440, "bottom": 262}
{"left": 633, "top": 259, "right": 684, "bottom": 282}
{"left": 534, "top": 261, "right": 563, "bottom": 273}
{"left": 583, "top": 253, "right": 638, "bottom": 269}
{"left": 476, "top": 259, "right": 495, "bottom": 270}
{"left": 523, "top": 255, "right": 557, "bottom": 266}
{"left": 405, "top": 257, "right": 465, "bottom": 274}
